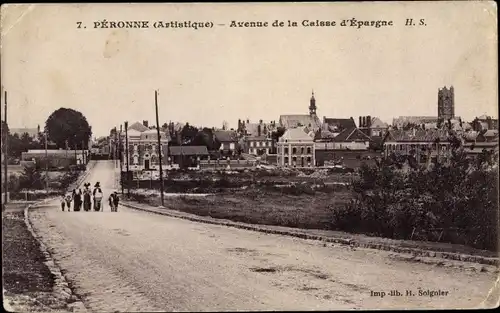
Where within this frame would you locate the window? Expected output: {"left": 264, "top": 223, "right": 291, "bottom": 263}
{"left": 133, "top": 156, "right": 138, "bottom": 164}
{"left": 307, "top": 147, "right": 311, "bottom": 154}
{"left": 301, "top": 147, "right": 305, "bottom": 154}
{"left": 250, "top": 142, "right": 254, "bottom": 147}
{"left": 284, "top": 157, "right": 289, "bottom": 164}
{"left": 307, "top": 157, "right": 311, "bottom": 164}
{"left": 292, "top": 147, "right": 297, "bottom": 154}
{"left": 284, "top": 148, "right": 289, "bottom": 154}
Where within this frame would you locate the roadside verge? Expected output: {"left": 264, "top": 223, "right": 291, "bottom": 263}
{"left": 121, "top": 200, "right": 499, "bottom": 269}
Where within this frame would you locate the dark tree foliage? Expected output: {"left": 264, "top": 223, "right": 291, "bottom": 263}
{"left": 333, "top": 136, "right": 499, "bottom": 251}
{"left": 180, "top": 123, "right": 199, "bottom": 145}
{"left": 45, "top": 108, "right": 92, "bottom": 149}
{"left": 191, "top": 128, "right": 221, "bottom": 151}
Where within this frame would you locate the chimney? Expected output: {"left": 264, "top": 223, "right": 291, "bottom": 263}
{"left": 487, "top": 116, "right": 492, "bottom": 130}
{"left": 367, "top": 116, "right": 372, "bottom": 128}
{"left": 362, "top": 116, "right": 366, "bottom": 128}
{"left": 246, "top": 119, "right": 249, "bottom": 124}
{"left": 259, "top": 119, "right": 263, "bottom": 124}
{"left": 143, "top": 120, "right": 149, "bottom": 128}
{"left": 359, "top": 117, "right": 362, "bottom": 128}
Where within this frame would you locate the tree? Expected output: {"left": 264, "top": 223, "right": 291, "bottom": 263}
{"left": 192, "top": 128, "right": 221, "bottom": 151}
{"left": 222, "top": 120, "right": 229, "bottom": 131}
{"left": 271, "top": 127, "right": 286, "bottom": 142}
{"left": 45, "top": 108, "right": 92, "bottom": 149}
{"left": 180, "top": 123, "right": 199, "bottom": 145}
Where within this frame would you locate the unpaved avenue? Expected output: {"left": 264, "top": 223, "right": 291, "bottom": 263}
{"left": 29, "top": 161, "right": 497, "bottom": 311}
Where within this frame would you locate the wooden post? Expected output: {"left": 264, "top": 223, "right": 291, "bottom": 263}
{"left": 155, "top": 90, "right": 165, "bottom": 206}
{"left": 124, "top": 121, "right": 130, "bottom": 197}
{"left": 3, "top": 90, "right": 8, "bottom": 206}
{"left": 119, "top": 125, "right": 124, "bottom": 195}
{"left": 45, "top": 132, "right": 48, "bottom": 190}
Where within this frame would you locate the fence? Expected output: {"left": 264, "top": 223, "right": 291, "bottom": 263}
{"left": 199, "top": 159, "right": 256, "bottom": 169}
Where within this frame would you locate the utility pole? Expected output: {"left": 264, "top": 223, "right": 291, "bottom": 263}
{"left": 124, "top": 121, "right": 130, "bottom": 197}
{"left": 119, "top": 125, "right": 124, "bottom": 195}
{"left": 81, "top": 140, "right": 85, "bottom": 165}
{"left": 155, "top": 90, "right": 165, "bottom": 206}
{"left": 3, "top": 90, "right": 8, "bottom": 206}
{"left": 45, "top": 131, "right": 48, "bottom": 190}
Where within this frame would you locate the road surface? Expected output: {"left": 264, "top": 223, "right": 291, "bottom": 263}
{"left": 28, "top": 160, "right": 497, "bottom": 311}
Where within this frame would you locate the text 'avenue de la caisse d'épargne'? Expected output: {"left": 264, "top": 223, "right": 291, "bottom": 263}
{"left": 88, "top": 18, "right": 394, "bottom": 30}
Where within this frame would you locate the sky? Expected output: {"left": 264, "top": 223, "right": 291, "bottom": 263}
{"left": 1, "top": 2, "right": 498, "bottom": 137}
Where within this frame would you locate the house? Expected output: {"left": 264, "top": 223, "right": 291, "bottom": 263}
{"left": 214, "top": 130, "right": 238, "bottom": 155}
{"left": 279, "top": 92, "right": 322, "bottom": 132}
{"left": 462, "top": 129, "right": 499, "bottom": 155}
{"left": 246, "top": 136, "right": 274, "bottom": 155}
{"left": 276, "top": 127, "right": 315, "bottom": 168}
{"left": 314, "top": 127, "right": 373, "bottom": 167}
{"left": 472, "top": 115, "right": 499, "bottom": 131}
{"left": 358, "top": 116, "right": 388, "bottom": 137}
{"left": 322, "top": 117, "right": 357, "bottom": 135}
{"left": 383, "top": 129, "right": 452, "bottom": 164}
{"left": 168, "top": 145, "right": 209, "bottom": 168}
{"left": 122, "top": 121, "right": 170, "bottom": 172}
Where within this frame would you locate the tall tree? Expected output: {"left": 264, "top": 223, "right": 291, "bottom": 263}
{"left": 180, "top": 123, "right": 198, "bottom": 145}
{"left": 45, "top": 108, "right": 92, "bottom": 149}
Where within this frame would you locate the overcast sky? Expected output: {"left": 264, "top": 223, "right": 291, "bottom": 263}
{"left": 1, "top": 2, "right": 497, "bottom": 137}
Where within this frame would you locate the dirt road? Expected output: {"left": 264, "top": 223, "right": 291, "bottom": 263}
{"left": 28, "top": 161, "right": 497, "bottom": 311}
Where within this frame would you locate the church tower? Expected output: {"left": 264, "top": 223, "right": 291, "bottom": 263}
{"left": 309, "top": 90, "right": 317, "bottom": 116}
{"left": 438, "top": 86, "right": 455, "bottom": 120}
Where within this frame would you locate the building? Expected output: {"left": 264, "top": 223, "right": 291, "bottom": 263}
{"left": 438, "top": 86, "right": 455, "bottom": 120}
{"left": 383, "top": 129, "right": 452, "bottom": 164}
{"left": 358, "top": 116, "right": 388, "bottom": 137}
{"left": 279, "top": 92, "right": 322, "bottom": 132}
{"left": 246, "top": 136, "right": 273, "bottom": 155}
{"left": 472, "top": 115, "right": 499, "bottom": 131}
{"left": 276, "top": 127, "right": 315, "bottom": 167}
{"left": 122, "top": 121, "right": 170, "bottom": 172}
{"left": 168, "top": 146, "right": 209, "bottom": 168}
{"left": 214, "top": 130, "right": 238, "bottom": 155}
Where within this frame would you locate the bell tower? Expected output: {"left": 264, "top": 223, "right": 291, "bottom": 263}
{"left": 309, "top": 90, "right": 317, "bottom": 116}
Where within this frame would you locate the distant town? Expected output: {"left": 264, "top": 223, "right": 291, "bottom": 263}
{"left": 3, "top": 86, "right": 499, "bottom": 173}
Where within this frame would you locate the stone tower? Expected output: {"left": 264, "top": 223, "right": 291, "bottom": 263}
{"left": 438, "top": 86, "right": 455, "bottom": 120}
{"left": 309, "top": 90, "right": 317, "bottom": 116}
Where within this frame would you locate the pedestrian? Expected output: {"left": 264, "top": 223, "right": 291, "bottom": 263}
{"left": 64, "top": 192, "right": 72, "bottom": 212}
{"left": 73, "top": 189, "right": 81, "bottom": 211}
{"left": 108, "top": 193, "right": 115, "bottom": 212}
{"left": 110, "top": 191, "right": 120, "bottom": 212}
{"left": 83, "top": 183, "right": 92, "bottom": 211}
{"left": 60, "top": 194, "right": 66, "bottom": 212}
{"left": 93, "top": 182, "right": 103, "bottom": 211}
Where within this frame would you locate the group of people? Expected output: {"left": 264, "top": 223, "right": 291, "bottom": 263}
{"left": 60, "top": 182, "right": 120, "bottom": 212}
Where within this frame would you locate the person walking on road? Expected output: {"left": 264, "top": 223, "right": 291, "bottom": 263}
{"left": 83, "top": 183, "right": 92, "bottom": 212}
{"left": 64, "top": 192, "right": 72, "bottom": 212}
{"left": 73, "top": 189, "right": 82, "bottom": 211}
{"left": 93, "top": 182, "right": 103, "bottom": 211}
{"left": 60, "top": 194, "right": 67, "bottom": 212}
{"left": 109, "top": 191, "right": 120, "bottom": 212}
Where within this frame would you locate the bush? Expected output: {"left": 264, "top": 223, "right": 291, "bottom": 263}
{"left": 332, "top": 145, "right": 499, "bottom": 251}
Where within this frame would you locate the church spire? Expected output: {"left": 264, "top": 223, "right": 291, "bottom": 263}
{"left": 309, "top": 90, "right": 317, "bottom": 116}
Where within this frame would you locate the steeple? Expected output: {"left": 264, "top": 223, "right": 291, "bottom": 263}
{"left": 309, "top": 90, "right": 317, "bottom": 116}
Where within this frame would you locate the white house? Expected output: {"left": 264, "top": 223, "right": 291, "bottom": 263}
{"left": 277, "top": 127, "right": 315, "bottom": 168}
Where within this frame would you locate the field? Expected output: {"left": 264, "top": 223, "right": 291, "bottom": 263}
{"left": 126, "top": 167, "right": 355, "bottom": 230}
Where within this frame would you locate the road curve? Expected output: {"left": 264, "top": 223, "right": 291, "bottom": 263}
{"left": 28, "top": 161, "right": 497, "bottom": 311}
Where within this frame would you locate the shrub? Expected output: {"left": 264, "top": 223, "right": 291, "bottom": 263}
{"left": 333, "top": 144, "right": 499, "bottom": 251}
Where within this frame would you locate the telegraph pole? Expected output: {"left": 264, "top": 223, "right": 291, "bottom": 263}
{"left": 155, "top": 90, "right": 165, "bottom": 206}
{"left": 124, "top": 121, "right": 130, "bottom": 197}
{"left": 44, "top": 131, "right": 48, "bottom": 190}
{"left": 3, "top": 90, "right": 8, "bottom": 205}
{"left": 119, "top": 125, "right": 124, "bottom": 195}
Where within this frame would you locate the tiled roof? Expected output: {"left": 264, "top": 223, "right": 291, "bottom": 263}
{"left": 385, "top": 129, "right": 451, "bottom": 142}
{"left": 247, "top": 135, "right": 271, "bottom": 141}
{"left": 332, "top": 128, "right": 371, "bottom": 142}
{"left": 323, "top": 117, "right": 356, "bottom": 130}
{"left": 169, "top": 145, "right": 209, "bottom": 156}
{"left": 279, "top": 114, "right": 321, "bottom": 129}
{"left": 128, "top": 122, "right": 149, "bottom": 132}
{"left": 214, "top": 130, "right": 238, "bottom": 142}
{"left": 280, "top": 127, "right": 314, "bottom": 142}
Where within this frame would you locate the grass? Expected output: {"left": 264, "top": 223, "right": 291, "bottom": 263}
{"left": 130, "top": 188, "right": 352, "bottom": 230}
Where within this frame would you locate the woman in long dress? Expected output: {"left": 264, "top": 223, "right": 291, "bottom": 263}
{"left": 83, "top": 183, "right": 92, "bottom": 211}
{"left": 73, "top": 189, "right": 81, "bottom": 211}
